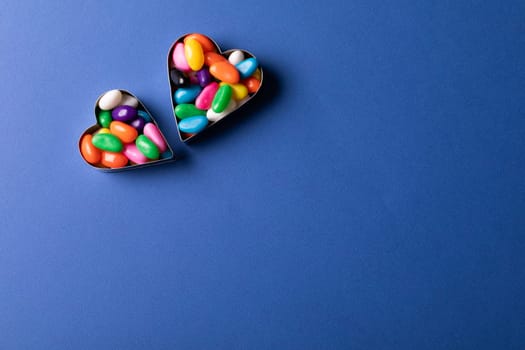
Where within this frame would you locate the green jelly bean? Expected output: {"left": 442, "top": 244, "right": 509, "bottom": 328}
{"left": 91, "top": 133, "right": 122, "bottom": 152}
{"left": 136, "top": 134, "right": 160, "bottom": 159}
{"left": 212, "top": 84, "right": 232, "bottom": 113}
{"left": 98, "top": 110, "right": 112, "bottom": 128}
{"left": 174, "top": 104, "right": 206, "bottom": 119}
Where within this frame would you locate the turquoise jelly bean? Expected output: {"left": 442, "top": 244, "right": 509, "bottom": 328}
{"left": 235, "top": 58, "right": 258, "bottom": 79}
{"left": 178, "top": 115, "right": 208, "bottom": 134}
{"left": 174, "top": 86, "right": 202, "bottom": 104}
{"left": 137, "top": 110, "right": 152, "bottom": 123}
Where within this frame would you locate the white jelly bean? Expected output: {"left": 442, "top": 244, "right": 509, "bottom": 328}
{"left": 228, "top": 50, "right": 245, "bottom": 66}
{"left": 98, "top": 89, "right": 122, "bottom": 110}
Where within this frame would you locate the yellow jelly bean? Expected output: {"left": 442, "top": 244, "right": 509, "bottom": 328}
{"left": 95, "top": 128, "right": 111, "bottom": 134}
{"left": 220, "top": 82, "right": 248, "bottom": 101}
{"left": 184, "top": 38, "right": 204, "bottom": 71}
{"left": 252, "top": 68, "right": 261, "bottom": 80}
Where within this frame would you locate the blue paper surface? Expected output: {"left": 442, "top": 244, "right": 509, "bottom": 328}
{"left": 1, "top": 0, "right": 524, "bottom": 349}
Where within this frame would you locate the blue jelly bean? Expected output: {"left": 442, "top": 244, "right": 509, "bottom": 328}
{"left": 178, "top": 115, "right": 208, "bottom": 134}
{"left": 174, "top": 86, "right": 202, "bottom": 104}
{"left": 137, "top": 110, "right": 152, "bottom": 123}
{"left": 235, "top": 58, "right": 258, "bottom": 79}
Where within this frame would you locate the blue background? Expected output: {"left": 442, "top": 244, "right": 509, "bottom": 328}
{"left": 1, "top": 0, "right": 524, "bottom": 348}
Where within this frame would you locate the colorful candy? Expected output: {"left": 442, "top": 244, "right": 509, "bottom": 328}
{"left": 109, "top": 121, "right": 138, "bottom": 144}
{"left": 112, "top": 105, "right": 137, "bottom": 122}
{"left": 175, "top": 104, "right": 206, "bottom": 119}
{"left": 80, "top": 134, "right": 101, "bottom": 164}
{"left": 236, "top": 58, "right": 258, "bottom": 79}
{"left": 136, "top": 134, "right": 160, "bottom": 160}
{"left": 97, "top": 110, "right": 112, "bottom": 128}
{"left": 98, "top": 89, "right": 122, "bottom": 110}
{"left": 169, "top": 33, "right": 262, "bottom": 141}
{"left": 228, "top": 50, "right": 245, "bottom": 65}
{"left": 178, "top": 115, "right": 208, "bottom": 133}
{"left": 195, "top": 82, "right": 219, "bottom": 110}
{"left": 80, "top": 90, "right": 172, "bottom": 169}
{"left": 209, "top": 61, "right": 240, "bottom": 84}
{"left": 101, "top": 151, "right": 128, "bottom": 168}
{"left": 174, "top": 86, "right": 202, "bottom": 104}
{"left": 184, "top": 38, "right": 205, "bottom": 71}
{"left": 91, "top": 133, "right": 123, "bottom": 152}
{"left": 211, "top": 84, "right": 232, "bottom": 113}
{"left": 143, "top": 123, "right": 167, "bottom": 152}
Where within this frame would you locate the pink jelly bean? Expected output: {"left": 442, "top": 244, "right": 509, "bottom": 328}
{"left": 123, "top": 143, "right": 148, "bottom": 164}
{"left": 195, "top": 82, "right": 219, "bottom": 110}
{"left": 172, "top": 43, "right": 191, "bottom": 72}
{"left": 143, "top": 123, "right": 167, "bottom": 152}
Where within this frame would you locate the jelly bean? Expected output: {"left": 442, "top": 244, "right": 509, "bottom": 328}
{"left": 204, "top": 52, "right": 227, "bottom": 66}
{"left": 184, "top": 33, "right": 216, "bottom": 52}
{"left": 174, "top": 86, "right": 202, "bottom": 104}
{"left": 220, "top": 82, "right": 248, "bottom": 101}
{"left": 196, "top": 68, "right": 212, "bottom": 87}
{"left": 207, "top": 99, "right": 237, "bottom": 122}
{"left": 94, "top": 127, "right": 111, "bottom": 135}
{"left": 188, "top": 71, "right": 200, "bottom": 84}
{"left": 143, "top": 123, "right": 168, "bottom": 152}
{"left": 98, "top": 110, "right": 112, "bottom": 128}
{"left": 80, "top": 134, "right": 101, "bottom": 164}
{"left": 137, "top": 110, "right": 152, "bottom": 123}
{"left": 172, "top": 42, "right": 191, "bottom": 71}
{"left": 120, "top": 94, "right": 139, "bottom": 108}
{"left": 175, "top": 104, "right": 206, "bottom": 119}
{"left": 136, "top": 134, "right": 160, "bottom": 160}
{"left": 184, "top": 38, "right": 205, "bottom": 71}
{"left": 123, "top": 143, "right": 148, "bottom": 164}
{"left": 101, "top": 151, "right": 128, "bottom": 168}
{"left": 112, "top": 105, "right": 137, "bottom": 122}
{"left": 242, "top": 77, "right": 261, "bottom": 93}
{"left": 212, "top": 84, "right": 232, "bottom": 113}
{"left": 92, "top": 133, "right": 123, "bottom": 152}
{"left": 228, "top": 50, "right": 245, "bottom": 65}
{"left": 170, "top": 68, "right": 188, "bottom": 86}
{"left": 110, "top": 121, "right": 138, "bottom": 143}
{"left": 209, "top": 61, "right": 240, "bottom": 84}
{"left": 195, "top": 82, "right": 219, "bottom": 110}
{"left": 252, "top": 68, "right": 261, "bottom": 81}
{"left": 178, "top": 115, "right": 208, "bottom": 134}
{"left": 130, "top": 117, "right": 146, "bottom": 133}
{"left": 236, "top": 58, "right": 258, "bottom": 79}
{"left": 98, "top": 89, "right": 122, "bottom": 110}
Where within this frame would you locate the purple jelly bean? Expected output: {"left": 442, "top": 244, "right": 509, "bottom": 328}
{"left": 130, "top": 117, "right": 146, "bottom": 133}
{"left": 197, "top": 68, "right": 212, "bottom": 87}
{"left": 111, "top": 105, "right": 137, "bottom": 122}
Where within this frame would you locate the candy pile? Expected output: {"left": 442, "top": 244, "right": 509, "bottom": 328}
{"left": 80, "top": 89, "right": 172, "bottom": 169}
{"left": 169, "top": 33, "right": 262, "bottom": 140}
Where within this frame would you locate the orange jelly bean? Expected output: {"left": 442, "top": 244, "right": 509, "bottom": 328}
{"left": 80, "top": 134, "right": 102, "bottom": 164}
{"left": 242, "top": 77, "right": 261, "bottom": 93}
{"left": 204, "top": 52, "right": 227, "bottom": 66}
{"left": 209, "top": 61, "right": 240, "bottom": 84}
{"left": 101, "top": 151, "right": 129, "bottom": 168}
{"left": 184, "top": 33, "right": 216, "bottom": 53}
{"left": 110, "top": 121, "right": 138, "bottom": 144}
